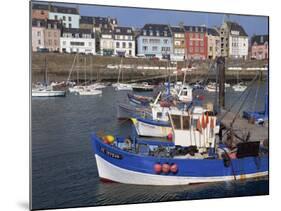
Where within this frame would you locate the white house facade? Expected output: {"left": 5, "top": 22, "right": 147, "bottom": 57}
{"left": 100, "top": 29, "right": 114, "bottom": 56}
{"left": 48, "top": 5, "right": 80, "bottom": 28}
{"left": 137, "top": 24, "right": 173, "bottom": 59}
{"left": 113, "top": 27, "right": 135, "bottom": 57}
{"left": 229, "top": 33, "right": 248, "bottom": 59}
{"left": 60, "top": 28, "right": 95, "bottom": 54}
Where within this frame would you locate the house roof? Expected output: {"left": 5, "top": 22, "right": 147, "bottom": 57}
{"left": 101, "top": 28, "right": 113, "bottom": 35}
{"left": 226, "top": 21, "right": 248, "bottom": 36}
{"left": 113, "top": 27, "right": 134, "bottom": 35}
{"left": 80, "top": 16, "right": 94, "bottom": 24}
{"left": 207, "top": 28, "right": 219, "bottom": 36}
{"left": 141, "top": 24, "right": 172, "bottom": 37}
{"left": 50, "top": 5, "right": 79, "bottom": 15}
{"left": 184, "top": 26, "right": 207, "bottom": 33}
{"left": 251, "top": 35, "right": 269, "bottom": 45}
{"left": 93, "top": 16, "right": 111, "bottom": 27}
{"left": 170, "top": 26, "right": 184, "bottom": 33}
{"left": 62, "top": 28, "right": 94, "bottom": 38}
{"left": 32, "top": 3, "right": 49, "bottom": 10}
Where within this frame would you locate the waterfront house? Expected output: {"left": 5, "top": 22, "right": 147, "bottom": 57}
{"left": 184, "top": 26, "right": 208, "bottom": 60}
{"left": 207, "top": 28, "right": 220, "bottom": 59}
{"left": 137, "top": 24, "right": 173, "bottom": 59}
{"left": 251, "top": 35, "right": 268, "bottom": 60}
{"left": 100, "top": 28, "right": 114, "bottom": 56}
{"left": 220, "top": 21, "right": 248, "bottom": 59}
{"left": 48, "top": 5, "right": 80, "bottom": 29}
{"left": 113, "top": 26, "right": 135, "bottom": 57}
{"left": 170, "top": 26, "right": 186, "bottom": 61}
{"left": 32, "top": 3, "right": 49, "bottom": 20}
{"left": 60, "top": 28, "right": 95, "bottom": 54}
{"left": 44, "top": 19, "right": 62, "bottom": 52}
{"left": 79, "top": 16, "right": 94, "bottom": 30}
{"left": 32, "top": 19, "right": 46, "bottom": 51}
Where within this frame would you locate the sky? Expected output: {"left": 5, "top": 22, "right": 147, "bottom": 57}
{"left": 35, "top": 1, "right": 269, "bottom": 37}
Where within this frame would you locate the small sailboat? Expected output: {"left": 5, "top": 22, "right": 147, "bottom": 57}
{"left": 204, "top": 82, "right": 217, "bottom": 92}
{"left": 114, "top": 57, "right": 132, "bottom": 91}
{"left": 232, "top": 70, "right": 247, "bottom": 92}
{"left": 232, "top": 83, "right": 247, "bottom": 92}
{"left": 32, "top": 56, "right": 66, "bottom": 97}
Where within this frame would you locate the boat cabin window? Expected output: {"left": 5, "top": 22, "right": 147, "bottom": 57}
{"left": 156, "top": 112, "right": 162, "bottom": 119}
{"left": 170, "top": 115, "right": 181, "bottom": 129}
{"left": 182, "top": 116, "right": 191, "bottom": 130}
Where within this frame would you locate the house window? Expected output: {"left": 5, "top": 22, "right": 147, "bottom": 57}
{"left": 41, "top": 10, "right": 44, "bottom": 15}
{"left": 200, "top": 41, "right": 204, "bottom": 46}
{"left": 68, "top": 16, "right": 72, "bottom": 21}
{"left": 38, "top": 40, "right": 41, "bottom": 45}
{"left": 116, "top": 42, "right": 120, "bottom": 48}
{"left": 75, "top": 33, "right": 79, "bottom": 38}
{"left": 54, "top": 40, "right": 57, "bottom": 45}
{"left": 63, "top": 16, "right": 66, "bottom": 21}
{"left": 69, "top": 23, "right": 72, "bottom": 28}
{"left": 129, "top": 42, "right": 132, "bottom": 48}
{"left": 54, "top": 15, "right": 58, "bottom": 20}
{"left": 156, "top": 30, "right": 160, "bottom": 36}
{"left": 54, "top": 32, "right": 57, "bottom": 37}
{"left": 190, "top": 40, "right": 193, "bottom": 46}
{"left": 200, "top": 47, "right": 204, "bottom": 53}
{"left": 143, "top": 39, "right": 148, "bottom": 44}
{"left": 129, "top": 50, "right": 132, "bottom": 55}
{"left": 143, "top": 30, "right": 147, "bottom": 36}
{"left": 143, "top": 46, "right": 148, "bottom": 51}
{"left": 149, "top": 30, "right": 153, "bottom": 36}
{"left": 164, "top": 31, "right": 167, "bottom": 37}
{"left": 163, "top": 39, "right": 168, "bottom": 44}
{"left": 37, "top": 31, "right": 41, "bottom": 36}
{"left": 152, "top": 46, "right": 158, "bottom": 51}
{"left": 122, "top": 42, "right": 126, "bottom": 48}
{"left": 195, "top": 40, "right": 199, "bottom": 46}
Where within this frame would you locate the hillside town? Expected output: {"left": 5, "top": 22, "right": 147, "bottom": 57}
{"left": 31, "top": 3, "right": 268, "bottom": 61}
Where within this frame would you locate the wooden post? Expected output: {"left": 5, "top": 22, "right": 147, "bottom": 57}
{"left": 217, "top": 56, "right": 225, "bottom": 111}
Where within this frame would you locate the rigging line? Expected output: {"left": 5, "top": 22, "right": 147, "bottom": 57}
{"left": 218, "top": 71, "right": 259, "bottom": 121}
{"left": 66, "top": 53, "right": 78, "bottom": 83}
{"left": 221, "top": 79, "right": 257, "bottom": 139}
{"left": 252, "top": 72, "right": 261, "bottom": 112}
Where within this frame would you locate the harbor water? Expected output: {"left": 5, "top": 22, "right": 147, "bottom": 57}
{"left": 31, "top": 83, "right": 269, "bottom": 210}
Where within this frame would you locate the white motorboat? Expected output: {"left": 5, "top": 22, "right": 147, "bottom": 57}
{"left": 78, "top": 86, "right": 102, "bottom": 96}
{"left": 204, "top": 83, "right": 217, "bottom": 92}
{"left": 232, "top": 83, "right": 247, "bottom": 92}
{"left": 177, "top": 84, "right": 193, "bottom": 103}
{"left": 115, "top": 83, "right": 133, "bottom": 91}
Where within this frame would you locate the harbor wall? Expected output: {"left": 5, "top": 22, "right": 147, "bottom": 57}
{"left": 31, "top": 52, "right": 268, "bottom": 83}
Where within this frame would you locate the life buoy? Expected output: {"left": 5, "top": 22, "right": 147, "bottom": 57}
{"left": 170, "top": 163, "right": 178, "bottom": 174}
{"left": 162, "top": 163, "right": 170, "bottom": 174}
{"left": 154, "top": 163, "right": 162, "bottom": 174}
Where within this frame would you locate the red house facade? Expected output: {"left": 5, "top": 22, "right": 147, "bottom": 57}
{"left": 184, "top": 26, "right": 208, "bottom": 60}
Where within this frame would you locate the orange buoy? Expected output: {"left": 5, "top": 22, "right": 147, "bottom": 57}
{"left": 201, "top": 113, "right": 206, "bottom": 129}
{"left": 162, "top": 163, "right": 170, "bottom": 174}
{"left": 154, "top": 163, "right": 162, "bottom": 174}
{"left": 170, "top": 163, "right": 178, "bottom": 173}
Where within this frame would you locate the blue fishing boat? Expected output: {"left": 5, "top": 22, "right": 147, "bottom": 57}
{"left": 91, "top": 109, "right": 268, "bottom": 185}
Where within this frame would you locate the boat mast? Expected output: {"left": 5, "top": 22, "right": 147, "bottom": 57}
{"left": 117, "top": 57, "right": 122, "bottom": 84}
{"left": 77, "top": 53, "right": 79, "bottom": 85}
{"left": 217, "top": 56, "right": 226, "bottom": 112}
{"left": 84, "top": 56, "right": 87, "bottom": 85}
{"left": 44, "top": 56, "right": 48, "bottom": 86}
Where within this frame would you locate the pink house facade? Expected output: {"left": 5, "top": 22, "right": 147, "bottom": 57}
{"left": 32, "top": 19, "right": 46, "bottom": 51}
{"left": 251, "top": 35, "right": 268, "bottom": 60}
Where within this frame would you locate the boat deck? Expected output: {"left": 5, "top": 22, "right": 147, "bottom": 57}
{"left": 218, "top": 110, "right": 268, "bottom": 144}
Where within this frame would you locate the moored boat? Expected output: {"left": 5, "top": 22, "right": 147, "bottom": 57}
{"left": 91, "top": 107, "right": 268, "bottom": 185}
{"left": 132, "top": 82, "right": 154, "bottom": 92}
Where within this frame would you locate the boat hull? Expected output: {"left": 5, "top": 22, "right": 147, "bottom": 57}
{"left": 117, "top": 104, "right": 149, "bottom": 119}
{"left": 32, "top": 90, "right": 66, "bottom": 97}
{"left": 92, "top": 135, "right": 269, "bottom": 186}
{"left": 131, "top": 117, "right": 172, "bottom": 137}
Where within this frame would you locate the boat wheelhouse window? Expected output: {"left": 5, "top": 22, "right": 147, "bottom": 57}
{"left": 156, "top": 112, "right": 162, "bottom": 119}
{"left": 170, "top": 115, "right": 181, "bottom": 129}
{"left": 182, "top": 116, "right": 191, "bottom": 130}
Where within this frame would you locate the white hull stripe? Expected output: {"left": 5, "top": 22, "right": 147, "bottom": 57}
{"left": 95, "top": 155, "right": 268, "bottom": 186}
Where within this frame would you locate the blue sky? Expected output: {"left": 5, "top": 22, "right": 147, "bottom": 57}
{"left": 35, "top": 1, "right": 269, "bottom": 37}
